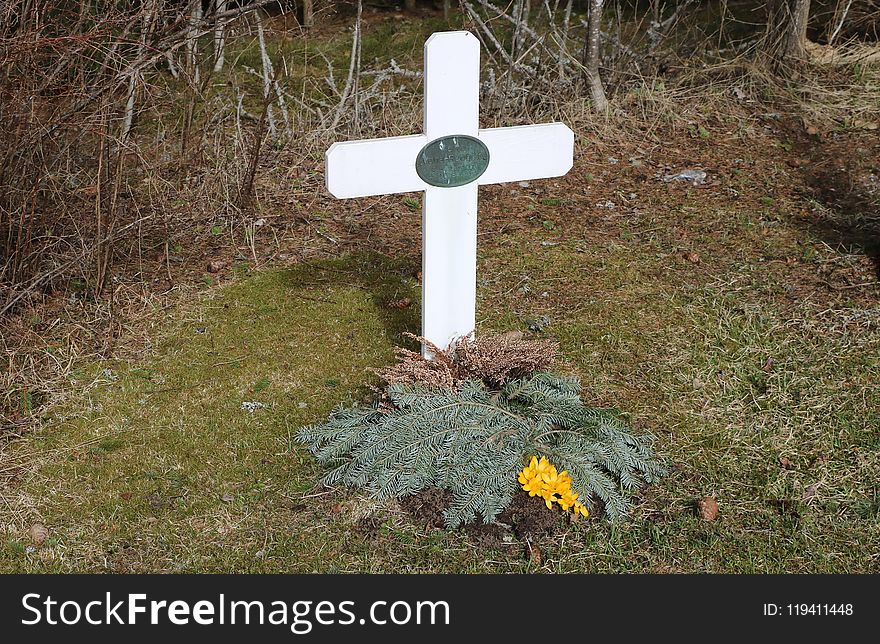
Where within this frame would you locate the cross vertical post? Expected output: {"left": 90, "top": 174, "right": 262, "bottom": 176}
{"left": 421, "top": 32, "right": 480, "bottom": 356}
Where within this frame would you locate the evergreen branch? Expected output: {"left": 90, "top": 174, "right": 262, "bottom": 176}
{"left": 296, "top": 372, "right": 666, "bottom": 526}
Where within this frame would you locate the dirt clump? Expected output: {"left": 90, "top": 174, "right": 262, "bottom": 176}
{"left": 399, "top": 487, "right": 572, "bottom": 542}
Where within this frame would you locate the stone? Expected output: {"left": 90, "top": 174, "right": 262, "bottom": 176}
{"left": 664, "top": 169, "right": 707, "bottom": 185}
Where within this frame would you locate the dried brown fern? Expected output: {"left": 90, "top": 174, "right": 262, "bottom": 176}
{"left": 450, "top": 332, "right": 557, "bottom": 387}
{"left": 371, "top": 335, "right": 458, "bottom": 390}
{"left": 373, "top": 331, "right": 557, "bottom": 390}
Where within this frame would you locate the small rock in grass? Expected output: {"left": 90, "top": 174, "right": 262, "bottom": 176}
{"left": 663, "top": 169, "right": 707, "bottom": 185}
{"left": 527, "top": 315, "right": 550, "bottom": 332}
{"left": 802, "top": 483, "right": 820, "bottom": 502}
{"left": 698, "top": 496, "right": 719, "bottom": 521}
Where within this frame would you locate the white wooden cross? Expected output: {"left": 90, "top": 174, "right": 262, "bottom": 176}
{"left": 326, "top": 31, "right": 573, "bottom": 356}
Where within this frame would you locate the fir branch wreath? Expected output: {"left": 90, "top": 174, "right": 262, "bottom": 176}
{"left": 296, "top": 333, "right": 665, "bottom": 527}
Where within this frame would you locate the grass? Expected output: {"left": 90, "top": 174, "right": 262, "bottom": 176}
{"left": 3, "top": 215, "right": 878, "bottom": 571}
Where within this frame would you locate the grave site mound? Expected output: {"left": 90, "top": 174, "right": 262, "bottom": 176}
{"left": 296, "top": 333, "right": 665, "bottom": 532}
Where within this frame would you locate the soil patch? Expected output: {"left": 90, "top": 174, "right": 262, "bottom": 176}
{"left": 399, "top": 487, "right": 581, "bottom": 543}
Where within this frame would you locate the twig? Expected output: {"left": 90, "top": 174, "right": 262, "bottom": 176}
{"left": 329, "top": 0, "right": 363, "bottom": 131}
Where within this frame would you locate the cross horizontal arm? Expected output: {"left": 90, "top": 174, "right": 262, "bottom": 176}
{"left": 477, "top": 123, "right": 574, "bottom": 186}
{"left": 325, "top": 134, "right": 429, "bottom": 198}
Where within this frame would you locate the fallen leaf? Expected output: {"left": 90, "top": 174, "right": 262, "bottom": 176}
{"left": 387, "top": 297, "right": 412, "bottom": 309}
{"left": 852, "top": 119, "right": 878, "bottom": 131}
{"left": 810, "top": 453, "right": 829, "bottom": 466}
{"left": 698, "top": 496, "right": 719, "bottom": 521}
{"left": 29, "top": 523, "right": 49, "bottom": 546}
{"left": 527, "top": 541, "right": 542, "bottom": 566}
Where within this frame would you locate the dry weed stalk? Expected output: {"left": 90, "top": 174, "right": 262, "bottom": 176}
{"left": 373, "top": 332, "right": 557, "bottom": 390}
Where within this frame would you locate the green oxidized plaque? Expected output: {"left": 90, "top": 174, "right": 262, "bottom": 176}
{"left": 415, "top": 135, "right": 490, "bottom": 188}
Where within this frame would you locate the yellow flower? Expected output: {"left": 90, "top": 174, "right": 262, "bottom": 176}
{"left": 518, "top": 456, "right": 591, "bottom": 519}
{"left": 541, "top": 470, "right": 559, "bottom": 485}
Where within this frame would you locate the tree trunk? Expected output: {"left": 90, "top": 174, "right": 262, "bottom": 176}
{"left": 766, "top": 0, "right": 811, "bottom": 61}
{"left": 302, "top": 0, "right": 314, "bottom": 29}
{"left": 581, "top": 0, "right": 608, "bottom": 112}
{"left": 255, "top": 9, "right": 277, "bottom": 139}
{"left": 214, "top": 0, "right": 227, "bottom": 72}
{"left": 123, "top": 1, "right": 158, "bottom": 140}
{"left": 185, "top": 0, "right": 202, "bottom": 84}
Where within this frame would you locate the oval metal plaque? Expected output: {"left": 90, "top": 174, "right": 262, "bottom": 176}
{"left": 415, "top": 135, "right": 490, "bottom": 188}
